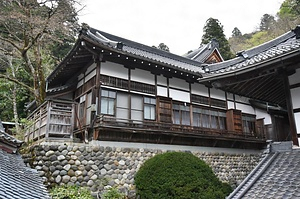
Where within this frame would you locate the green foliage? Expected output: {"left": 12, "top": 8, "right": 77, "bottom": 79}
{"left": 101, "top": 187, "right": 126, "bottom": 199}
{"left": 50, "top": 185, "right": 94, "bottom": 199}
{"left": 135, "top": 152, "right": 232, "bottom": 199}
{"left": 259, "top": 14, "right": 276, "bottom": 31}
{"left": 201, "top": 18, "right": 234, "bottom": 60}
{"left": 279, "top": 0, "right": 300, "bottom": 18}
{"left": 232, "top": 27, "right": 242, "bottom": 37}
{"left": 153, "top": 43, "right": 170, "bottom": 52}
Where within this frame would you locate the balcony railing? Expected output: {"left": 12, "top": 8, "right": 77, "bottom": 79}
{"left": 25, "top": 100, "right": 75, "bottom": 142}
{"left": 94, "top": 115, "right": 266, "bottom": 142}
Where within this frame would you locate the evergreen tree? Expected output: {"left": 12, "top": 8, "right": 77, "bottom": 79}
{"left": 259, "top": 14, "right": 276, "bottom": 31}
{"left": 232, "top": 27, "right": 242, "bottom": 37}
{"left": 152, "top": 43, "right": 170, "bottom": 52}
{"left": 201, "top": 18, "right": 234, "bottom": 60}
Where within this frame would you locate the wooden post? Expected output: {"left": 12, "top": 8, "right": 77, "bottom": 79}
{"left": 283, "top": 71, "right": 299, "bottom": 146}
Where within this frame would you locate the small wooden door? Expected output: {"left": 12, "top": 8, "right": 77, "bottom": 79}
{"left": 157, "top": 97, "right": 172, "bottom": 123}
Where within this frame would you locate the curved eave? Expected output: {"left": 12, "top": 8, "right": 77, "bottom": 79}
{"left": 198, "top": 48, "right": 300, "bottom": 83}
{"left": 80, "top": 34, "right": 204, "bottom": 78}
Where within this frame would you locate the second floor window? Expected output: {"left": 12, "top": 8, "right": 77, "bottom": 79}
{"left": 100, "top": 89, "right": 116, "bottom": 115}
{"left": 144, "top": 97, "right": 156, "bottom": 120}
{"left": 173, "top": 103, "right": 190, "bottom": 125}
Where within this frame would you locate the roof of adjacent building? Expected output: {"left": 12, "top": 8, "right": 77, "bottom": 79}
{"left": 200, "top": 27, "right": 300, "bottom": 80}
{"left": 0, "top": 149, "right": 51, "bottom": 199}
{"left": 228, "top": 142, "right": 300, "bottom": 199}
{"left": 0, "top": 120, "right": 23, "bottom": 152}
{"left": 0, "top": 120, "right": 50, "bottom": 199}
{"left": 184, "top": 39, "right": 224, "bottom": 63}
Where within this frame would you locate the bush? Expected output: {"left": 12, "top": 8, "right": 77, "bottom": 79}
{"left": 50, "top": 185, "right": 94, "bottom": 199}
{"left": 101, "top": 187, "right": 126, "bottom": 199}
{"left": 135, "top": 152, "right": 232, "bottom": 199}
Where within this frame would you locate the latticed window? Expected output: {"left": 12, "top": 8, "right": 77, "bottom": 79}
{"left": 192, "top": 106, "right": 226, "bottom": 129}
{"left": 173, "top": 103, "right": 190, "bottom": 125}
{"left": 144, "top": 97, "right": 156, "bottom": 120}
{"left": 100, "top": 89, "right": 116, "bottom": 115}
{"left": 242, "top": 115, "right": 256, "bottom": 135}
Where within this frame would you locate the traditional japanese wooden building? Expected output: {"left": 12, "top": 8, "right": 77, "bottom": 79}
{"left": 25, "top": 25, "right": 300, "bottom": 149}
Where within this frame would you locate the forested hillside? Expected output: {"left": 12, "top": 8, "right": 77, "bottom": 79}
{"left": 229, "top": 0, "right": 300, "bottom": 54}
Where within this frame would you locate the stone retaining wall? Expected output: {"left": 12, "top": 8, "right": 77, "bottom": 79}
{"left": 22, "top": 144, "right": 262, "bottom": 198}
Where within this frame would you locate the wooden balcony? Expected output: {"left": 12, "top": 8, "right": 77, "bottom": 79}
{"left": 92, "top": 115, "right": 267, "bottom": 149}
{"left": 25, "top": 100, "right": 75, "bottom": 142}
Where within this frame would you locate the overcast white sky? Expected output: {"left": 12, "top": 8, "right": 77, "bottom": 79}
{"left": 78, "top": 0, "right": 285, "bottom": 55}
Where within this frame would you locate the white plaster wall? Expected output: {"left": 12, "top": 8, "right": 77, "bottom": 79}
{"left": 157, "top": 86, "right": 168, "bottom": 97}
{"left": 210, "top": 88, "right": 226, "bottom": 100}
{"left": 169, "top": 77, "right": 189, "bottom": 90}
{"left": 289, "top": 68, "right": 300, "bottom": 85}
{"left": 255, "top": 109, "right": 272, "bottom": 125}
{"left": 77, "top": 79, "right": 84, "bottom": 88}
{"left": 78, "top": 73, "right": 84, "bottom": 80}
{"left": 291, "top": 87, "right": 300, "bottom": 109}
{"left": 86, "top": 63, "right": 96, "bottom": 75}
{"left": 157, "top": 75, "right": 167, "bottom": 86}
{"left": 191, "top": 83, "right": 209, "bottom": 97}
{"left": 169, "top": 89, "right": 190, "bottom": 103}
{"left": 295, "top": 113, "right": 300, "bottom": 136}
{"left": 235, "top": 103, "right": 255, "bottom": 115}
{"left": 101, "top": 62, "right": 128, "bottom": 79}
{"left": 131, "top": 68, "right": 154, "bottom": 84}
{"left": 85, "top": 69, "right": 96, "bottom": 82}
{"left": 227, "top": 101, "right": 235, "bottom": 109}
{"left": 227, "top": 92, "right": 234, "bottom": 100}
{"left": 235, "top": 95, "right": 250, "bottom": 105}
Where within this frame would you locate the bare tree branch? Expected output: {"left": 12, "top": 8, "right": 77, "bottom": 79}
{"left": 0, "top": 73, "right": 35, "bottom": 95}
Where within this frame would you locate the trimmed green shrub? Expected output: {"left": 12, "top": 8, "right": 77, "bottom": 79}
{"left": 50, "top": 185, "right": 94, "bottom": 199}
{"left": 135, "top": 152, "right": 232, "bottom": 199}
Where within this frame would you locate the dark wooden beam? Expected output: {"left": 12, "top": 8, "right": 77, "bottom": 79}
{"left": 283, "top": 71, "right": 299, "bottom": 146}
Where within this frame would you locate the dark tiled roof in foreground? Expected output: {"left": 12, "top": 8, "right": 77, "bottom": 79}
{"left": 0, "top": 149, "right": 51, "bottom": 199}
{"left": 228, "top": 142, "right": 300, "bottom": 199}
{"left": 200, "top": 27, "right": 300, "bottom": 80}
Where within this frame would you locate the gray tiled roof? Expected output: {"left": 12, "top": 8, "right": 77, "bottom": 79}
{"left": 0, "top": 149, "right": 51, "bottom": 199}
{"left": 87, "top": 28, "right": 205, "bottom": 74}
{"left": 228, "top": 142, "right": 300, "bottom": 199}
{"left": 184, "top": 39, "right": 223, "bottom": 63}
{"left": 200, "top": 28, "right": 300, "bottom": 80}
{"left": 0, "top": 120, "right": 23, "bottom": 148}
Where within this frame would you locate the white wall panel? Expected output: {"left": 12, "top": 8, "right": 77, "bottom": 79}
{"left": 291, "top": 87, "right": 300, "bottom": 109}
{"left": 169, "top": 89, "right": 190, "bottom": 103}
{"left": 255, "top": 109, "right": 272, "bottom": 125}
{"left": 77, "top": 79, "right": 84, "bottom": 88}
{"left": 191, "top": 83, "right": 209, "bottom": 96}
{"left": 210, "top": 88, "right": 225, "bottom": 100}
{"left": 236, "top": 103, "right": 255, "bottom": 114}
{"left": 85, "top": 69, "right": 96, "bottom": 82}
{"left": 227, "top": 101, "right": 235, "bottom": 109}
{"left": 235, "top": 95, "right": 250, "bottom": 104}
{"left": 169, "top": 77, "right": 189, "bottom": 90}
{"left": 131, "top": 68, "right": 154, "bottom": 84}
{"left": 101, "top": 62, "right": 128, "bottom": 79}
{"left": 227, "top": 92, "right": 234, "bottom": 100}
{"left": 295, "top": 113, "right": 300, "bottom": 135}
{"left": 157, "top": 75, "right": 167, "bottom": 86}
{"left": 86, "top": 63, "right": 96, "bottom": 75}
{"left": 289, "top": 69, "right": 300, "bottom": 85}
{"left": 157, "top": 86, "right": 167, "bottom": 97}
